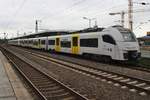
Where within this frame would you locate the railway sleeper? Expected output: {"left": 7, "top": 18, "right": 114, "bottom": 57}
{"left": 45, "top": 92, "right": 71, "bottom": 100}
{"left": 120, "top": 78, "right": 130, "bottom": 82}
{"left": 31, "top": 77, "right": 49, "bottom": 80}
{"left": 47, "top": 96, "right": 76, "bottom": 100}
{"left": 40, "top": 88, "right": 65, "bottom": 93}
{"left": 144, "top": 86, "right": 150, "bottom": 90}
{"left": 28, "top": 74, "right": 47, "bottom": 77}
{"left": 113, "top": 77, "right": 124, "bottom": 80}
{"left": 33, "top": 81, "right": 54, "bottom": 85}
{"left": 31, "top": 79, "right": 52, "bottom": 82}
{"left": 34, "top": 83, "right": 57, "bottom": 88}
{"left": 135, "top": 83, "right": 146, "bottom": 87}
{"left": 35, "top": 83, "right": 57, "bottom": 88}
{"left": 40, "top": 86, "right": 61, "bottom": 91}
{"left": 30, "top": 73, "right": 47, "bottom": 78}
{"left": 42, "top": 89, "right": 66, "bottom": 95}
{"left": 127, "top": 81, "right": 138, "bottom": 84}
{"left": 61, "top": 96, "right": 76, "bottom": 100}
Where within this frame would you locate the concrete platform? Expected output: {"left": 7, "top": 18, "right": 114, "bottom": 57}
{"left": 0, "top": 51, "right": 34, "bottom": 100}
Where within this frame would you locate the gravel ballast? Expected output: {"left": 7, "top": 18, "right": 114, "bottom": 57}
{"left": 5, "top": 46, "right": 150, "bottom": 100}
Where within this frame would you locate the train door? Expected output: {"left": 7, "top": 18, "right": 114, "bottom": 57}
{"left": 55, "top": 38, "right": 60, "bottom": 52}
{"left": 72, "top": 36, "right": 79, "bottom": 54}
{"left": 102, "top": 35, "right": 117, "bottom": 59}
{"left": 38, "top": 39, "right": 41, "bottom": 49}
{"left": 46, "top": 37, "right": 48, "bottom": 50}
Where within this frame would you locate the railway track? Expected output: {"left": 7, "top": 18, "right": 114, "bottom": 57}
{"left": 1, "top": 47, "right": 89, "bottom": 100}
{"left": 13, "top": 45, "right": 150, "bottom": 73}
{"left": 9, "top": 46, "right": 150, "bottom": 96}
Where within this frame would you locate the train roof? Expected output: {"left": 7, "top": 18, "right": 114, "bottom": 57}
{"left": 9, "top": 27, "right": 105, "bottom": 40}
{"left": 10, "top": 31, "right": 69, "bottom": 40}
{"left": 70, "top": 27, "right": 105, "bottom": 33}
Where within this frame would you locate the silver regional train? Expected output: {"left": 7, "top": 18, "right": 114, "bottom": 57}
{"left": 8, "top": 26, "right": 141, "bottom": 61}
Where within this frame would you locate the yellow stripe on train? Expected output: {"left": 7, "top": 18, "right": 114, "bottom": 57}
{"left": 72, "top": 34, "right": 80, "bottom": 54}
{"left": 55, "top": 37, "right": 61, "bottom": 52}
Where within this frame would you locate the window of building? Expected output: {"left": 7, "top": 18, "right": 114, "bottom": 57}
{"left": 80, "top": 38, "right": 98, "bottom": 47}
{"left": 102, "top": 35, "right": 116, "bottom": 45}
{"left": 61, "top": 41, "right": 71, "bottom": 48}
{"left": 48, "top": 40, "right": 55, "bottom": 45}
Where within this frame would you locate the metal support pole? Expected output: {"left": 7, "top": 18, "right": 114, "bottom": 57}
{"left": 128, "top": 0, "right": 133, "bottom": 31}
{"left": 35, "top": 20, "right": 38, "bottom": 34}
{"left": 4, "top": 33, "right": 6, "bottom": 40}
{"left": 121, "top": 11, "right": 125, "bottom": 27}
{"left": 89, "top": 19, "right": 91, "bottom": 28}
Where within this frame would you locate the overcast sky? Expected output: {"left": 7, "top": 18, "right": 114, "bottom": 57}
{"left": 0, "top": 0, "right": 150, "bottom": 38}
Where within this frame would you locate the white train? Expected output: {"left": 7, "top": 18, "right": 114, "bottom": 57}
{"left": 8, "top": 26, "right": 141, "bottom": 61}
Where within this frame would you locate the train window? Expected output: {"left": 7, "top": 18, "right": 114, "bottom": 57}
{"left": 33, "top": 40, "right": 38, "bottom": 45}
{"left": 48, "top": 40, "right": 55, "bottom": 45}
{"left": 80, "top": 38, "right": 98, "bottom": 47}
{"left": 121, "top": 32, "right": 136, "bottom": 42}
{"left": 102, "top": 35, "right": 116, "bottom": 45}
{"left": 29, "top": 40, "right": 33, "bottom": 44}
{"left": 26, "top": 40, "right": 28, "bottom": 44}
{"left": 41, "top": 40, "right": 45, "bottom": 45}
{"left": 61, "top": 41, "right": 71, "bottom": 48}
{"left": 72, "top": 37, "right": 78, "bottom": 46}
{"left": 116, "top": 26, "right": 136, "bottom": 42}
{"left": 29, "top": 40, "right": 31, "bottom": 44}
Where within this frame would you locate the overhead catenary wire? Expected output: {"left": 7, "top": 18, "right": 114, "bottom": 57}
{"left": 41, "top": 1, "right": 128, "bottom": 29}
{"left": 41, "top": 0, "right": 87, "bottom": 20}
{"left": 3, "top": 0, "right": 150, "bottom": 38}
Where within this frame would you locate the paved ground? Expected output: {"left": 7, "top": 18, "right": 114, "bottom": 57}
{"left": 0, "top": 51, "right": 34, "bottom": 100}
{"left": 141, "top": 50, "right": 150, "bottom": 58}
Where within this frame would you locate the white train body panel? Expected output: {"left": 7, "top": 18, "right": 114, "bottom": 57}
{"left": 79, "top": 33, "right": 101, "bottom": 55}
{"left": 47, "top": 36, "right": 57, "bottom": 51}
{"left": 28, "top": 38, "right": 33, "bottom": 48}
{"left": 8, "top": 26, "right": 141, "bottom": 61}
{"left": 40, "top": 37, "right": 47, "bottom": 50}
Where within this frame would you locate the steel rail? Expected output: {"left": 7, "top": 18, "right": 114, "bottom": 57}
{"left": 15, "top": 47, "right": 150, "bottom": 95}
{"left": 1, "top": 47, "right": 89, "bottom": 100}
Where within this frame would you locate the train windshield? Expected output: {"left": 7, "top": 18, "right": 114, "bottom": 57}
{"left": 121, "top": 32, "right": 136, "bottom": 42}
{"left": 115, "top": 26, "right": 136, "bottom": 42}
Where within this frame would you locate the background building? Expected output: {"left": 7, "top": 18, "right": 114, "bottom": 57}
{"left": 138, "top": 32, "right": 150, "bottom": 50}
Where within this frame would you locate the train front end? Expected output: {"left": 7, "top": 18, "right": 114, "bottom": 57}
{"left": 115, "top": 26, "right": 141, "bottom": 61}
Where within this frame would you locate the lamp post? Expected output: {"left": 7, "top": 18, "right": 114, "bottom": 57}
{"left": 83, "top": 17, "right": 96, "bottom": 28}
{"left": 109, "top": 11, "right": 125, "bottom": 27}
{"left": 35, "top": 20, "right": 42, "bottom": 34}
